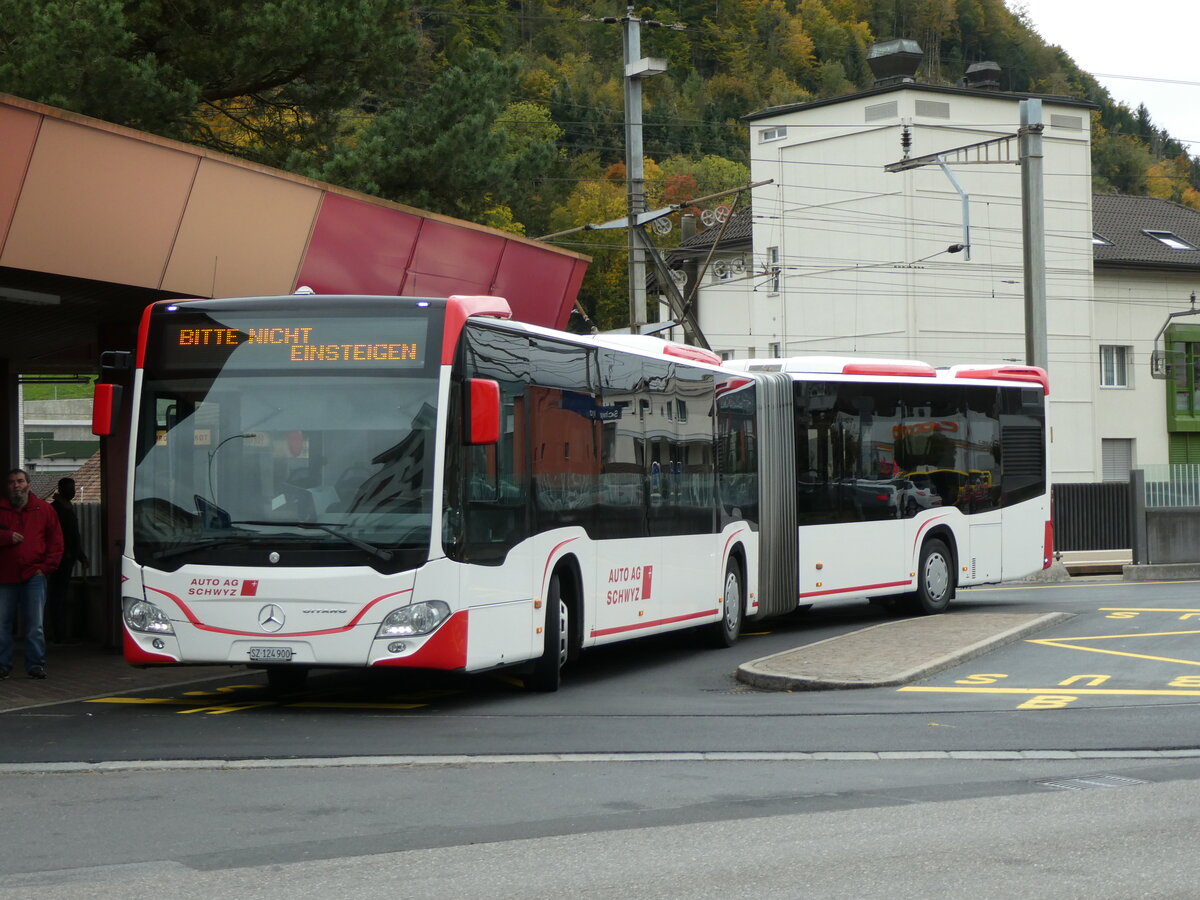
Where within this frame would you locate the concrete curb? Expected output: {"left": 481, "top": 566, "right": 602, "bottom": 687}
{"left": 1123, "top": 563, "right": 1200, "bottom": 582}
{"left": 737, "top": 611, "right": 1075, "bottom": 692}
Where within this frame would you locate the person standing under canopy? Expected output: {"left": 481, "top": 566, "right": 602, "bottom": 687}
{"left": 0, "top": 469, "right": 63, "bottom": 679}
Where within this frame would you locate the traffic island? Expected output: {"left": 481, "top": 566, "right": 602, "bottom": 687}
{"left": 737, "top": 611, "right": 1074, "bottom": 691}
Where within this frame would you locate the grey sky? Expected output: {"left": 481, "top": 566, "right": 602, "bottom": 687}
{"left": 1015, "top": 1, "right": 1198, "bottom": 152}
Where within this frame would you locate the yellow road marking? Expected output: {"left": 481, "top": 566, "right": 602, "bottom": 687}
{"left": 1027, "top": 627, "right": 1200, "bottom": 666}
{"left": 85, "top": 695, "right": 428, "bottom": 712}
{"left": 1034, "top": 629, "right": 1200, "bottom": 642}
{"left": 178, "top": 702, "right": 277, "bottom": 715}
{"left": 85, "top": 697, "right": 196, "bottom": 706}
{"left": 899, "top": 685, "right": 1200, "bottom": 697}
{"left": 1099, "top": 608, "right": 1200, "bottom": 613}
{"left": 1026, "top": 641, "right": 1200, "bottom": 667}
{"left": 487, "top": 674, "right": 527, "bottom": 688}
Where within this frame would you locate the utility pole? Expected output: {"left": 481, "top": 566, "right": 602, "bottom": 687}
{"left": 1019, "top": 99, "right": 1048, "bottom": 370}
{"left": 619, "top": 7, "right": 668, "bottom": 332}
{"left": 885, "top": 99, "right": 1050, "bottom": 370}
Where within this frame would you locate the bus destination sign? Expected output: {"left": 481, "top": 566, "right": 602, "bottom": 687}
{"left": 176, "top": 326, "right": 420, "bottom": 364}
{"left": 155, "top": 312, "right": 431, "bottom": 371}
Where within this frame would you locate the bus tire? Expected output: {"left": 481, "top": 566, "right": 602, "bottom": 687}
{"left": 706, "top": 558, "right": 744, "bottom": 648}
{"left": 265, "top": 665, "right": 309, "bottom": 694}
{"left": 528, "top": 572, "right": 568, "bottom": 692}
{"left": 908, "top": 538, "right": 954, "bottom": 615}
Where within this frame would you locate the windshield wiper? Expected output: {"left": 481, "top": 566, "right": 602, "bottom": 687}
{"left": 233, "top": 520, "right": 394, "bottom": 561}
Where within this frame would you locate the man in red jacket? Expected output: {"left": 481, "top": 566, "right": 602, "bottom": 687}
{"left": 0, "top": 469, "right": 63, "bottom": 679}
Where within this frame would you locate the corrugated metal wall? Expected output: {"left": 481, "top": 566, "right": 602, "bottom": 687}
{"left": 1052, "top": 483, "right": 1129, "bottom": 551}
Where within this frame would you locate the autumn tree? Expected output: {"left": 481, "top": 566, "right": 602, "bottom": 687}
{"left": 309, "top": 50, "right": 559, "bottom": 225}
{"left": 0, "top": 0, "right": 418, "bottom": 167}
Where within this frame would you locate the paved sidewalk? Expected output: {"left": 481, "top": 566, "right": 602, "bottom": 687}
{"left": 0, "top": 643, "right": 240, "bottom": 713}
{"left": 737, "top": 611, "right": 1073, "bottom": 691}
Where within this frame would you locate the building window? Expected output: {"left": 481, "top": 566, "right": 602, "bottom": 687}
{"left": 1099, "top": 345, "right": 1131, "bottom": 388}
{"left": 1101, "top": 439, "right": 1133, "bottom": 482}
{"left": 1164, "top": 326, "right": 1200, "bottom": 432}
{"left": 719, "top": 350, "right": 733, "bottom": 361}
{"left": 759, "top": 126, "right": 787, "bottom": 142}
{"left": 769, "top": 342, "right": 781, "bottom": 357}
{"left": 766, "top": 246, "right": 780, "bottom": 293}
{"left": 1144, "top": 230, "right": 1198, "bottom": 251}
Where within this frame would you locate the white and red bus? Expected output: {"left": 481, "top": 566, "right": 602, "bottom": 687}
{"left": 720, "top": 356, "right": 1051, "bottom": 621}
{"left": 94, "top": 294, "right": 1050, "bottom": 691}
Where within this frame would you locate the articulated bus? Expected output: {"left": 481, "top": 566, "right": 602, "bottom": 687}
{"left": 94, "top": 294, "right": 1050, "bottom": 692}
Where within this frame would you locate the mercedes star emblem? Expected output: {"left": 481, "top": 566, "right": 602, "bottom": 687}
{"left": 259, "top": 604, "right": 286, "bottom": 633}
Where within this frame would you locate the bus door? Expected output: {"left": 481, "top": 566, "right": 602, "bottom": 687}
{"left": 454, "top": 376, "right": 536, "bottom": 669}
{"left": 794, "top": 381, "right": 904, "bottom": 600}
{"left": 646, "top": 364, "right": 719, "bottom": 626}
{"left": 592, "top": 354, "right": 660, "bottom": 641}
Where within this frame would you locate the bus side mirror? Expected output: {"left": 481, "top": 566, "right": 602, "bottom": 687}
{"left": 92, "top": 383, "right": 123, "bottom": 436}
{"left": 465, "top": 378, "right": 500, "bottom": 445}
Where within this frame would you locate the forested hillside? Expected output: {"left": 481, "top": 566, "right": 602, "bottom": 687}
{"left": 2, "top": 0, "right": 1195, "bottom": 327}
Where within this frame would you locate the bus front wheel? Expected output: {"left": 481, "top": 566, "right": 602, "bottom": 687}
{"left": 528, "top": 573, "right": 568, "bottom": 692}
{"left": 908, "top": 538, "right": 954, "bottom": 615}
{"left": 706, "top": 558, "right": 744, "bottom": 648}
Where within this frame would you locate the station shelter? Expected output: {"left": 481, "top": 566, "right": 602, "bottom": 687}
{"left": 0, "top": 93, "right": 589, "bottom": 646}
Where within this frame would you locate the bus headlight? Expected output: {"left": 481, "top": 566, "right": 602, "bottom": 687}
{"left": 377, "top": 601, "right": 450, "bottom": 638}
{"left": 123, "top": 598, "right": 175, "bottom": 635}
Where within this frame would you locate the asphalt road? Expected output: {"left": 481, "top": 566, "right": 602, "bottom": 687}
{"left": 5, "top": 576, "right": 1200, "bottom": 762}
{"left": 5, "top": 577, "right": 1200, "bottom": 895}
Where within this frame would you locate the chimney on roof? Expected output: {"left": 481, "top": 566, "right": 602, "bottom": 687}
{"left": 963, "top": 61, "right": 1002, "bottom": 91}
{"left": 867, "top": 39, "right": 923, "bottom": 87}
{"left": 681, "top": 213, "right": 696, "bottom": 242}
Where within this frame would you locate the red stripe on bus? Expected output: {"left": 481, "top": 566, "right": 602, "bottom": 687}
{"left": 541, "top": 537, "right": 579, "bottom": 594}
{"left": 842, "top": 362, "right": 936, "bottom": 378}
{"left": 911, "top": 514, "right": 951, "bottom": 556}
{"left": 441, "top": 295, "right": 512, "bottom": 364}
{"left": 145, "top": 586, "right": 412, "bottom": 637}
{"left": 136, "top": 299, "right": 182, "bottom": 369}
{"left": 372, "top": 610, "right": 469, "bottom": 670}
{"left": 798, "top": 580, "right": 912, "bottom": 599}
{"left": 122, "top": 629, "right": 178, "bottom": 664}
{"left": 590, "top": 608, "right": 718, "bottom": 638}
{"left": 723, "top": 528, "right": 746, "bottom": 557}
{"left": 954, "top": 365, "right": 1049, "bottom": 395}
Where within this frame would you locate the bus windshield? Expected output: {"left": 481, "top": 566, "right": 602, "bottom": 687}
{"left": 131, "top": 304, "right": 441, "bottom": 572}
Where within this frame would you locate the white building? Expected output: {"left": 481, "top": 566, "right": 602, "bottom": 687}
{"left": 676, "top": 59, "right": 1200, "bottom": 484}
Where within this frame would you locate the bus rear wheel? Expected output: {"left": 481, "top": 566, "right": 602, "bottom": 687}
{"left": 528, "top": 573, "right": 568, "bottom": 692}
{"left": 706, "top": 558, "right": 744, "bottom": 648}
{"left": 906, "top": 538, "right": 954, "bottom": 615}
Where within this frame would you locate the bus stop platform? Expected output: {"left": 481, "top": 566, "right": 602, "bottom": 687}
{"left": 737, "top": 611, "right": 1073, "bottom": 691}
{"left": 0, "top": 643, "right": 237, "bottom": 714}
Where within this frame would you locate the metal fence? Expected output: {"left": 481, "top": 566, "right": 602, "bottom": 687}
{"left": 1143, "top": 464, "right": 1200, "bottom": 508}
{"left": 1052, "top": 482, "right": 1129, "bottom": 552}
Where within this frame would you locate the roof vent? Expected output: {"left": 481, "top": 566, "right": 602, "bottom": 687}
{"left": 867, "top": 39, "right": 923, "bottom": 86}
{"left": 964, "top": 61, "right": 1002, "bottom": 91}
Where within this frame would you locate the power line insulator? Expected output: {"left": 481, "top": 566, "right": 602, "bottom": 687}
{"left": 901, "top": 125, "right": 912, "bottom": 157}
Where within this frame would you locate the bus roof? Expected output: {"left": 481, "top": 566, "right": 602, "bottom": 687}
{"left": 726, "top": 356, "right": 1049, "bottom": 394}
